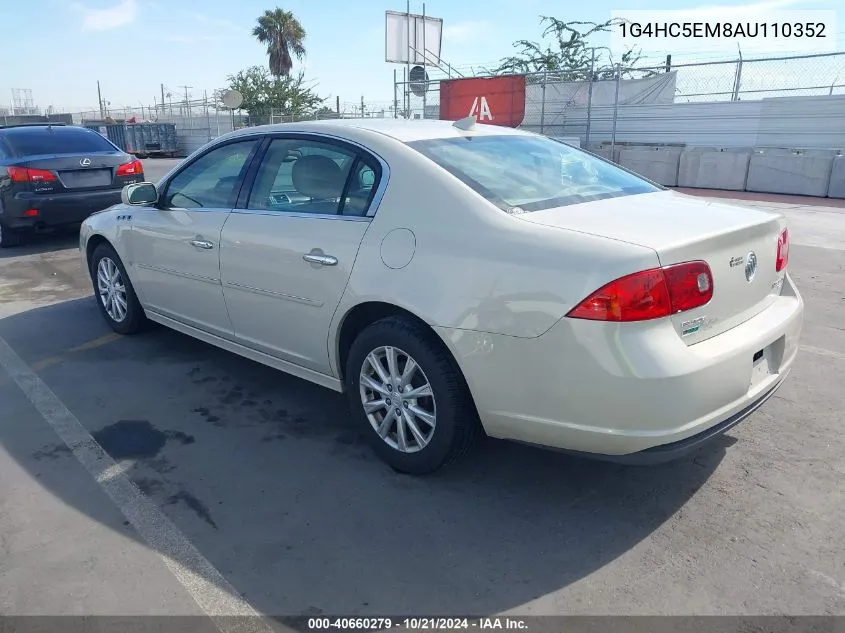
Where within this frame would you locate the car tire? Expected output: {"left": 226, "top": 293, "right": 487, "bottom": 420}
{"left": 345, "top": 316, "right": 481, "bottom": 475}
{"left": 0, "top": 222, "right": 23, "bottom": 248}
{"left": 89, "top": 243, "right": 147, "bottom": 335}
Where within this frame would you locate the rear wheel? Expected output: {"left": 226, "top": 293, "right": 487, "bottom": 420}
{"left": 345, "top": 317, "right": 481, "bottom": 475}
{"left": 89, "top": 243, "right": 147, "bottom": 334}
{"left": 0, "top": 222, "right": 23, "bottom": 248}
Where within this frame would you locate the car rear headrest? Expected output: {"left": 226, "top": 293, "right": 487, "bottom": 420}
{"left": 291, "top": 155, "right": 344, "bottom": 199}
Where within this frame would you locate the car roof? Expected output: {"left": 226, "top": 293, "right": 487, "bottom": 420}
{"left": 233, "top": 118, "right": 533, "bottom": 143}
{"left": 0, "top": 124, "right": 87, "bottom": 135}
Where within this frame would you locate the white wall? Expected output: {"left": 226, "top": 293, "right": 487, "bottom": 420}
{"left": 524, "top": 95, "right": 845, "bottom": 149}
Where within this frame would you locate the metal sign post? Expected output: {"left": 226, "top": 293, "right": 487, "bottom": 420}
{"left": 385, "top": 5, "right": 444, "bottom": 119}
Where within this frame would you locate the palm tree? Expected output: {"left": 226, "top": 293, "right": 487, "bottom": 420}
{"left": 252, "top": 8, "right": 306, "bottom": 78}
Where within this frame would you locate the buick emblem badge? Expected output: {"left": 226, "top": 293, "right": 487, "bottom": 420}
{"left": 745, "top": 251, "right": 757, "bottom": 282}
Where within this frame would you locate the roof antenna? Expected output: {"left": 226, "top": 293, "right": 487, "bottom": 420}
{"left": 452, "top": 115, "right": 476, "bottom": 131}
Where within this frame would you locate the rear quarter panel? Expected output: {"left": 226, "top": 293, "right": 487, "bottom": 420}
{"left": 328, "top": 131, "right": 660, "bottom": 375}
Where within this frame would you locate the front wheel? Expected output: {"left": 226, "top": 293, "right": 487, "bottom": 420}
{"left": 345, "top": 317, "right": 481, "bottom": 475}
{"left": 89, "top": 243, "right": 147, "bottom": 334}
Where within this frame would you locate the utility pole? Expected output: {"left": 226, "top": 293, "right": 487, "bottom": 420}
{"left": 178, "top": 85, "right": 192, "bottom": 112}
{"left": 361, "top": 95, "right": 365, "bottom": 118}
{"left": 178, "top": 85, "right": 193, "bottom": 127}
{"left": 161, "top": 83, "right": 166, "bottom": 115}
{"left": 97, "top": 80, "right": 103, "bottom": 118}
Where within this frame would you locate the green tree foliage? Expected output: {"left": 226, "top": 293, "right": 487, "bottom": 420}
{"left": 226, "top": 66, "right": 325, "bottom": 124}
{"left": 252, "top": 8, "right": 306, "bottom": 78}
{"left": 492, "top": 17, "right": 652, "bottom": 80}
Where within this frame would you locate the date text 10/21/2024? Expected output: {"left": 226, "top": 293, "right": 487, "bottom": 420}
{"left": 307, "top": 617, "right": 529, "bottom": 630}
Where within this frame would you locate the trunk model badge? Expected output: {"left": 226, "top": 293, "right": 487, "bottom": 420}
{"left": 681, "top": 315, "right": 718, "bottom": 336}
{"left": 80, "top": 158, "right": 91, "bottom": 166}
{"left": 729, "top": 255, "right": 744, "bottom": 267}
{"left": 745, "top": 251, "right": 758, "bottom": 282}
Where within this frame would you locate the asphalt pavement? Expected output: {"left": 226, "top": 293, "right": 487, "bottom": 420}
{"left": 0, "top": 163, "right": 843, "bottom": 623}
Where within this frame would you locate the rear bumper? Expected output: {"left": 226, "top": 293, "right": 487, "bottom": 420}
{"left": 2, "top": 190, "right": 122, "bottom": 230}
{"left": 436, "top": 273, "right": 804, "bottom": 459}
{"left": 556, "top": 373, "right": 787, "bottom": 464}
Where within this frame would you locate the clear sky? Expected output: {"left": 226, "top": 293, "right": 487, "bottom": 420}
{"left": 1, "top": 0, "right": 842, "bottom": 114}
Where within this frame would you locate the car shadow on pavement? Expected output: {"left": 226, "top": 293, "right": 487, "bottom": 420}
{"left": 0, "top": 297, "right": 730, "bottom": 618}
{"left": 0, "top": 229, "right": 80, "bottom": 259}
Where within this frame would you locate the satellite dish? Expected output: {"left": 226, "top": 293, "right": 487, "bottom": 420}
{"left": 409, "top": 65, "right": 429, "bottom": 97}
{"left": 220, "top": 89, "right": 244, "bottom": 109}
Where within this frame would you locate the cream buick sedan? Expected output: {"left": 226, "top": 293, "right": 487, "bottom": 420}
{"left": 79, "top": 119, "right": 803, "bottom": 474}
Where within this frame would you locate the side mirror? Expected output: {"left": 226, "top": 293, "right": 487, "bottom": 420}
{"left": 122, "top": 182, "right": 158, "bottom": 206}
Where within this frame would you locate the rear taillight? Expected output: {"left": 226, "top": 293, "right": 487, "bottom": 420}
{"left": 567, "top": 261, "right": 714, "bottom": 322}
{"left": 776, "top": 228, "right": 789, "bottom": 272}
{"left": 7, "top": 166, "right": 57, "bottom": 183}
{"left": 663, "top": 261, "right": 713, "bottom": 313}
{"left": 116, "top": 159, "right": 144, "bottom": 177}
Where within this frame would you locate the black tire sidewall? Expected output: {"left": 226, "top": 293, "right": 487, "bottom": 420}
{"left": 0, "top": 222, "right": 22, "bottom": 248}
{"left": 89, "top": 244, "right": 145, "bottom": 334}
{"left": 345, "top": 318, "right": 470, "bottom": 474}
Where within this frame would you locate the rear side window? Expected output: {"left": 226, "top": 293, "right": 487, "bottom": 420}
{"left": 408, "top": 135, "right": 660, "bottom": 213}
{"left": 2, "top": 127, "right": 118, "bottom": 157}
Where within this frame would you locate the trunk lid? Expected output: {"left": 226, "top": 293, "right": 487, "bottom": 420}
{"left": 519, "top": 190, "right": 787, "bottom": 344}
{"left": 18, "top": 152, "right": 138, "bottom": 194}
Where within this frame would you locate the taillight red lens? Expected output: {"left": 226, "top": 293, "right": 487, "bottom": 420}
{"left": 116, "top": 159, "right": 144, "bottom": 177}
{"left": 7, "top": 166, "right": 56, "bottom": 182}
{"left": 776, "top": 228, "right": 789, "bottom": 272}
{"left": 8, "top": 166, "right": 29, "bottom": 182}
{"left": 663, "top": 261, "right": 713, "bottom": 313}
{"left": 28, "top": 168, "right": 56, "bottom": 182}
{"left": 567, "top": 268, "right": 672, "bottom": 322}
{"left": 567, "top": 261, "right": 713, "bottom": 322}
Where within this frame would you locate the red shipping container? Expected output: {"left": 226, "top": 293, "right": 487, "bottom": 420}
{"left": 439, "top": 75, "right": 526, "bottom": 128}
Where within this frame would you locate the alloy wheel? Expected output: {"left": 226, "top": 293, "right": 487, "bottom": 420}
{"left": 96, "top": 257, "right": 128, "bottom": 322}
{"left": 359, "top": 346, "right": 437, "bottom": 453}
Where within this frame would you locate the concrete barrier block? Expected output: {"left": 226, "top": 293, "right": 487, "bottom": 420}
{"left": 619, "top": 147, "right": 682, "bottom": 186}
{"left": 586, "top": 145, "right": 618, "bottom": 163}
{"left": 678, "top": 148, "right": 751, "bottom": 190}
{"left": 784, "top": 148, "right": 841, "bottom": 158}
{"left": 746, "top": 151, "right": 834, "bottom": 197}
{"left": 828, "top": 155, "right": 845, "bottom": 199}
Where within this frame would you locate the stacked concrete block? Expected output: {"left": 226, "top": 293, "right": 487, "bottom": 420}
{"left": 585, "top": 144, "right": 619, "bottom": 163}
{"left": 746, "top": 148, "right": 837, "bottom": 197}
{"left": 828, "top": 155, "right": 845, "bottom": 199}
{"left": 578, "top": 142, "right": 843, "bottom": 198}
{"left": 619, "top": 147, "right": 683, "bottom": 186}
{"left": 677, "top": 148, "right": 751, "bottom": 191}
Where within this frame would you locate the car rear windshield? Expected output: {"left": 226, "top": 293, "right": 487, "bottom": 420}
{"left": 2, "top": 126, "right": 117, "bottom": 157}
{"left": 407, "top": 135, "right": 660, "bottom": 213}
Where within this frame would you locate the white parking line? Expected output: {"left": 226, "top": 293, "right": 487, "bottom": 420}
{"left": 0, "top": 335, "right": 276, "bottom": 633}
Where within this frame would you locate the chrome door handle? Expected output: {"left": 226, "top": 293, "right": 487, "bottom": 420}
{"left": 303, "top": 253, "right": 338, "bottom": 266}
{"left": 190, "top": 239, "right": 214, "bottom": 250}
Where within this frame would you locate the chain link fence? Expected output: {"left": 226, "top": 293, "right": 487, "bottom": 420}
{"left": 394, "top": 51, "right": 845, "bottom": 148}
{"left": 269, "top": 101, "right": 396, "bottom": 124}
{"left": 53, "top": 95, "right": 393, "bottom": 156}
